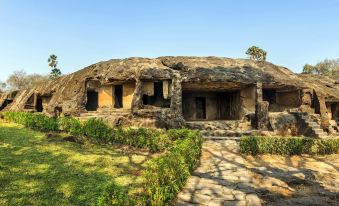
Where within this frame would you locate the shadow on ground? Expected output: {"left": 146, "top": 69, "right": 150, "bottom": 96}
{"left": 175, "top": 140, "right": 339, "bottom": 206}
{"left": 0, "top": 123, "right": 152, "bottom": 205}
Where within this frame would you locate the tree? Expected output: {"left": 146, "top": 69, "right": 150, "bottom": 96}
{"left": 302, "top": 58, "right": 339, "bottom": 77}
{"left": 6, "top": 70, "right": 29, "bottom": 90}
{"left": 27, "top": 74, "right": 49, "bottom": 88}
{"left": 246, "top": 46, "right": 267, "bottom": 61}
{"left": 0, "top": 81, "right": 6, "bottom": 93}
{"left": 6, "top": 70, "right": 49, "bottom": 91}
{"left": 48, "top": 54, "right": 62, "bottom": 79}
{"left": 302, "top": 64, "right": 315, "bottom": 74}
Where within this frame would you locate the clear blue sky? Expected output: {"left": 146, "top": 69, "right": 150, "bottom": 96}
{"left": 1, "top": 0, "right": 339, "bottom": 81}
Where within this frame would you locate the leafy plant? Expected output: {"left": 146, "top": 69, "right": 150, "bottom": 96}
{"left": 246, "top": 46, "right": 267, "bottom": 61}
{"left": 240, "top": 136, "right": 339, "bottom": 155}
{"left": 97, "top": 183, "right": 136, "bottom": 206}
{"left": 143, "top": 130, "right": 203, "bottom": 205}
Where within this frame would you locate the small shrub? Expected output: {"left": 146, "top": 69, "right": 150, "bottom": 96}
{"left": 83, "top": 118, "right": 114, "bottom": 143}
{"left": 166, "top": 128, "right": 194, "bottom": 141}
{"left": 112, "top": 127, "right": 168, "bottom": 152}
{"left": 58, "top": 116, "right": 83, "bottom": 136}
{"left": 2, "top": 112, "right": 58, "bottom": 131}
{"left": 240, "top": 136, "right": 339, "bottom": 155}
{"left": 96, "top": 183, "right": 136, "bottom": 206}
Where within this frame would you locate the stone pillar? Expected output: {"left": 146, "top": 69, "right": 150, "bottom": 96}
{"left": 170, "top": 74, "right": 182, "bottom": 115}
{"left": 33, "top": 93, "right": 38, "bottom": 111}
{"left": 131, "top": 79, "right": 143, "bottom": 114}
{"left": 254, "top": 82, "right": 271, "bottom": 130}
{"left": 300, "top": 89, "right": 313, "bottom": 113}
{"left": 318, "top": 95, "right": 330, "bottom": 129}
{"left": 256, "top": 82, "right": 263, "bottom": 102}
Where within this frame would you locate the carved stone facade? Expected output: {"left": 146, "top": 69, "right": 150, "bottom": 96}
{"left": 0, "top": 57, "right": 338, "bottom": 137}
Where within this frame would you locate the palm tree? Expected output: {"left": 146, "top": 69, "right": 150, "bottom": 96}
{"left": 48, "top": 54, "right": 61, "bottom": 79}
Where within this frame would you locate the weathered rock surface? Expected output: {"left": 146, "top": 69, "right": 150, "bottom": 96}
{"left": 0, "top": 57, "right": 338, "bottom": 130}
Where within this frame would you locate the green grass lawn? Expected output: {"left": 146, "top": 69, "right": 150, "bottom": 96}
{"left": 0, "top": 122, "right": 152, "bottom": 206}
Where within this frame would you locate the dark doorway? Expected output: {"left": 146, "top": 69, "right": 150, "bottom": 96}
{"left": 114, "top": 85, "right": 123, "bottom": 108}
{"left": 195, "top": 97, "right": 206, "bottom": 119}
{"left": 36, "top": 97, "right": 43, "bottom": 112}
{"left": 263, "top": 89, "right": 276, "bottom": 104}
{"left": 219, "top": 92, "right": 239, "bottom": 120}
{"left": 0, "top": 99, "right": 13, "bottom": 111}
{"left": 86, "top": 91, "right": 98, "bottom": 111}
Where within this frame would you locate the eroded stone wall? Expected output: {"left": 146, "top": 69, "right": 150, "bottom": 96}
{"left": 99, "top": 85, "right": 113, "bottom": 108}
{"left": 122, "top": 82, "right": 135, "bottom": 109}
{"left": 276, "top": 90, "right": 301, "bottom": 107}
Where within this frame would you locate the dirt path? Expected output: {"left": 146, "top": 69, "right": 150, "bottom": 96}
{"left": 175, "top": 140, "right": 339, "bottom": 206}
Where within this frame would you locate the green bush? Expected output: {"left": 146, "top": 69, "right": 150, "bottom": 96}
{"left": 166, "top": 128, "right": 194, "bottom": 140}
{"left": 2, "top": 112, "right": 58, "bottom": 131}
{"left": 58, "top": 116, "right": 83, "bottom": 136}
{"left": 2, "top": 111, "right": 30, "bottom": 125}
{"left": 112, "top": 127, "right": 170, "bottom": 152}
{"left": 82, "top": 118, "right": 114, "bottom": 143}
{"left": 143, "top": 130, "right": 203, "bottom": 206}
{"left": 240, "top": 136, "right": 339, "bottom": 155}
{"left": 96, "top": 183, "right": 136, "bottom": 206}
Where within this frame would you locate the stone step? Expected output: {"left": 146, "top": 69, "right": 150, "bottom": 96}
{"left": 308, "top": 124, "right": 321, "bottom": 130}
{"left": 186, "top": 120, "right": 251, "bottom": 131}
{"left": 315, "top": 134, "right": 327, "bottom": 138}
{"left": 201, "top": 129, "right": 256, "bottom": 137}
{"left": 313, "top": 128, "right": 325, "bottom": 134}
{"left": 80, "top": 113, "right": 106, "bottom": 117}
{"left": 305, "top": 121, "right": 317, "bottom": 125}
{"left": 202, "top": 136, "right": 241, "bottom": 141}
{"left": 80, "top": 111, "right": 130, "bottom": 117}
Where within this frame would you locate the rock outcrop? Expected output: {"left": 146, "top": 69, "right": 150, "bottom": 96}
{"left": 0, "top": 56, "right": 338, "bottom": 136}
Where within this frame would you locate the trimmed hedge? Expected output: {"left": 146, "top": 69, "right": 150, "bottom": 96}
{"left": 144, "top": 130, "right": 202, "bottom": 205}
{"left": 240, "top": 136, "right": 339, "bottom": 155}
{"left": 1, "top": 112, "right": 171, "bottom": 152}
{"left": 2, "top": 112, "right": 59, "bottom": 131}
{"left": 1, "top": 111, "right": 203, "bottom": 205}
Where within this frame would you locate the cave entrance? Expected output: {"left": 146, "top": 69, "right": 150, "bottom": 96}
{"left": 35, "top": 96, "right": 43, "bottom": 112}
{"left": 263, "top": 88, "right": 302, "bottom": 112}
{"left": 0, "top": 99, "right": 13, "bottom": 111}
{"left": 86, "top": 91, "right": 99, "bottom": 111}
{"left": 114, "top": 85, "right": 123, "bottom": 108}
{"left": 263, "top": 89, "right": 276, "bottom": 104}
{"left": 195, "top": 97, "right": 206, "bottom": 119}
{"left": 182, "top": 91, "right": 241, "bottom": 121}
{"left": 330, "top": 103, "right": 339, "bottom": 120}
{"left": 142, "top": 81, "right": 171, "bottom": 108}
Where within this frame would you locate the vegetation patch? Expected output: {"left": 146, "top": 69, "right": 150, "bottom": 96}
{"left": 0, "top": 112, "right": 203, "bottom": 205}
{"left": 0, "top": 122, "right": 150, "bottom": 205}
{"left": 240, "top": 136, "right": 339, "bottom": 155}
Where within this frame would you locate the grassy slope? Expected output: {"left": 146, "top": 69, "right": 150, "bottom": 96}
{"left": 0, "top": 122, "right": 151, "bottom": 206}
